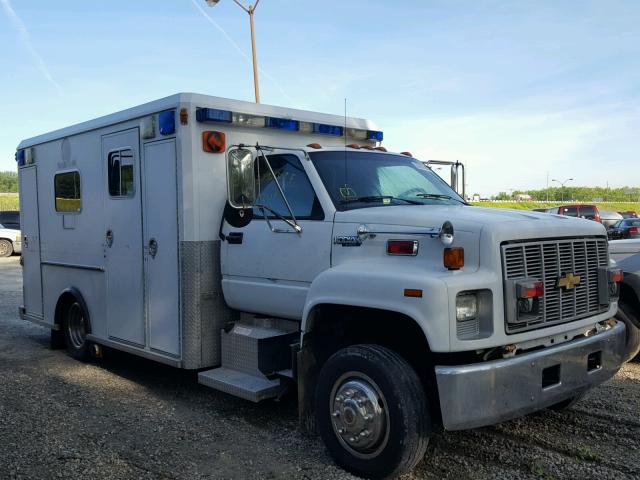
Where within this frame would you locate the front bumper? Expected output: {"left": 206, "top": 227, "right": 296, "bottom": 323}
{"left": 13, "top": 241, "right": 21, "bottom": 253}
{"left": 435, "top": 320, "right": 626, "bottom": 430}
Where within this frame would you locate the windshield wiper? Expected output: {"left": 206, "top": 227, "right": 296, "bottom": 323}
{"left": 341, "top": 195, "right": 424, "bottom": 205}
{"left": 416, "top": 193, "right": 467, "bottom": 204}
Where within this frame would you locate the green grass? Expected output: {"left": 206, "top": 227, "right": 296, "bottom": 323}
{"left": 0, "top": 193, "right": 19, "bottom": 211}
{"left": 471, "top": 201, "right": 640, "bottom": 213}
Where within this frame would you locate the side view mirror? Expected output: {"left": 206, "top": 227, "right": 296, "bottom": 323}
{"left": 227, "top": 148, "right": 256, "bottom": 208}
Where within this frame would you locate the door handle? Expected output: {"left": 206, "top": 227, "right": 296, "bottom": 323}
{"left": 227, "top": 232, "right": 243, "bottom": 245}
{"left": 106, "top": 229, "right": 114, "bottom": 247}
{"left": 148, "top": 238, "right": 158, "bottom": 258}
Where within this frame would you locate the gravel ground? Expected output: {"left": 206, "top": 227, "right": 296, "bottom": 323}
{"left": 0, "top": 255, "right": 638, "bottom": 480}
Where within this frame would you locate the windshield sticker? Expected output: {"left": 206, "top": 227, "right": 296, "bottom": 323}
{"left": 339, "top": 185, "right": 357, "bottom": 199}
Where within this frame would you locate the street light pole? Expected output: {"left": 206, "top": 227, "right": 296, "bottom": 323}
{"left": 206, "top": 0, "right": 261, "bottom": 103}
{"left": 551, "top": 178, "right": 573, "bottom": 203}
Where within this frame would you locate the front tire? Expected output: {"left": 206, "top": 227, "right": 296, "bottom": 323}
{"left": 616, "top": 299, "right": 640, "bottom": 362}
{"left": 62, "top": 300, "right": 92, "bottom": 361}
{"left": 0, "top": 239, "right": 13, "bottom": 257}
{"left": 315, "top": 345, "right": 430, "bottom": 479}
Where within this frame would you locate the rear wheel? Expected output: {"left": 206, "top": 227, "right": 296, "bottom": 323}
{"left": 0, "top": 239, "right": 13, "bottom": 257}
{"left": 62, "top": 300, "right": 92, "bottom": 361}
{"left": 315, "top": 345, "right": 430, "bottom": 479}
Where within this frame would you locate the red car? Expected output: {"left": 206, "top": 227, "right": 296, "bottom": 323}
{"left": 548, "top": 204, "right": 601, "bottom": 222}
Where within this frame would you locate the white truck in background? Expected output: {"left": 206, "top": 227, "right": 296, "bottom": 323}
{"left": 17, "top": 93, "right": 634, "bottom": 479}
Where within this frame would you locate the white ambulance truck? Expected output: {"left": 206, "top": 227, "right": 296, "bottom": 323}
{"left": 17, "top": 93, "right": 633, "bottom": 479}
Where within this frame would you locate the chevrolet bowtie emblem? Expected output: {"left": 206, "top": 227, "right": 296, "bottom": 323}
{"left": 557, "top": 272, "right": 581, "bottom": 290}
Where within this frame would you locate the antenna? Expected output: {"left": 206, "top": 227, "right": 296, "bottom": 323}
{"left": 343, "top": 98, "right": 348, "bottom": 199}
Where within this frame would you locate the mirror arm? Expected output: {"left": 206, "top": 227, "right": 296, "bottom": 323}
{"left": 257, "top": 204, "right": 302, "bottom": 233}
{"left": 256, "top": 146, "right": 302, "bottom": 234}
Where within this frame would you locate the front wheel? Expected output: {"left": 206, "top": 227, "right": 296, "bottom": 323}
{"left": 62, "top": 300, "right": 92, "bottom": 361}
{"left": 616, "top": 299, "right": 640, "bottom": 362}
{"left": 315, "top": 345, "right": 430, "bottom": 479}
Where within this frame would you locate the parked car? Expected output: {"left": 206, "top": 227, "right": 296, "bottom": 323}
{"left": 608, "top": 218, "right": 640, "bottom": 240}
{"left": 545, "top": 204, "right": 601, "bottom": 222}
{"left": 0, "top": 223, "right": 21, "bottom": 257}
{"left": 0, "top": 210, "right": 20, "bottom": 230}
{"left": 599, "top": 210, "right": 624, "bottom": 228}
{"left": 609, "top": 239, "right": 640, "bottom": 361}
{"left": 619, "top": 211, "right": 638, "bottom": 219}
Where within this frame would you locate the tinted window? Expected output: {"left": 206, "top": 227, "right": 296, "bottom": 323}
{"left": 108, "top": 149, "right": 135, "bottom": 197}
{"left": 580, "top": 206, "right": 596, "bottom": 219}
{"left": 625, "top": 219, "right": 640, "bottom": 227}
{"left": 0, "top": 211, "right": 19, "bottom": 228}
{"left": 253, "top": 154, "right": 322, "bottom": 220}
{"left": 561, "top": 207, "right": 578, "bottom": 217}
{"left": 54, "top": 171, "right": 81, "bottom": 213}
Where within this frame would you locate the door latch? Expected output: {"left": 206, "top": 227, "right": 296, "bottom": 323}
{"left": 148, "top": 238, "right": 158, "bottom": 258}
{"left": 106, "top": 230, "right": 114, "bottom": 248}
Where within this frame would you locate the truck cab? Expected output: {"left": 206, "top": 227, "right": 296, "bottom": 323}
{"left": 16, "top": 94, "right": 631, "bottom": 479}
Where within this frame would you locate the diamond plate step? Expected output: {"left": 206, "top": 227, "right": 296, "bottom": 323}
{"left": 198, "top": 367, "right": 283, "bottom": 402}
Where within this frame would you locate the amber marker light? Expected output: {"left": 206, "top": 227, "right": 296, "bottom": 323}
{"left": 404, "top": 289, "right": 423, "bottom": 298}
{"left": 444, "top": 247, "right": 464, "bottom": 270}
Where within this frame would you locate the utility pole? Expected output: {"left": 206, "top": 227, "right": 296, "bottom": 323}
{"left": 206, "top": 0, "right": 262, "bottom": 103}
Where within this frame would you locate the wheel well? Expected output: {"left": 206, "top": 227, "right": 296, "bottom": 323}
{"left": 54, "top": 289, "right": 90, "bottom": 332}
{"left": 620, "top": 283, "right": 640, "bottom": 317}
{"left": 299, "top": 304, "right": 441, "bottom": 428}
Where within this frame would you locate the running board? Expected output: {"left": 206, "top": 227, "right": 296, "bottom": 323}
{"left": 198, "top": 368, "right": 283, "bottom": 402}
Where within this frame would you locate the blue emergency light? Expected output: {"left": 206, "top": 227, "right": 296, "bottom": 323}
{"left": 313, "top": 123, "right": 343, "bottom": 136}
{"left": 265, "top": 117, "right": 299, "bottom": 131}
{"left": 367, "top": 130, "right": 384, "bottom": 142}
{"left": 196, "top": 108, "right": 233, "bottom": 123}
{"left": 16, "top": 149, "right": 25, "bottom": 167}
{"left": 159, "top": 110, "right": 176, "bottom": 135}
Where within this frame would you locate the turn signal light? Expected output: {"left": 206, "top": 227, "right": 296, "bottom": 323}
{"left": 611, "top": 269, "right": 624, "bottom": 283}
{"left": 404, "top": 288, "right": 423, "bottom": 298}
{"left": 444, "top": 247, "right": 464, "bottom": 270}
{"left": 517, "top": 280, "right": 544, "bottom": 298}
{"left": 387, "top": 240, "right": 418, "bottom": 256}
{"left": 202, "top": 131, "right": 226, "bottom": 153}
{"left": 179, "top": 108, "right": 188, "bottom": 125}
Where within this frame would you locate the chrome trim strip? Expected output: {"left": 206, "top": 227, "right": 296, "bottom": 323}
{"left": 86, "top": 334, "right": 182, "bottom": 368}
{"left": 436, "top": 320, "right": 626, "bottom": 431}
{"left": 41, "top": 261, "right": 104, "bottom": 272}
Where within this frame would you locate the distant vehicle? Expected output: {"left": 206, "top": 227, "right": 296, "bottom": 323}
{"left": 0, "top": 210, "right": 20, "bottom": 230}
{"left": 600, "top": 210, "right": 624, "bottom": 229}
{"left": 513, "top": 193, "right": 531, "bottom": 201}
{"left": 619, "top": 211, "right": 638, "bottom": 219}
{"left": 0, "top": 223, "right": 21, "bottom": 257}
{"left": 545, "top": 204, "right": 601, "bottom": 222}
{"left": 531, "top": 208, "right": 548, "bottom": 212}
{"left": 609, "top": 239, "right": 640, "bottom": 361}
{"left": 608, "top": 219, "right": 640, "bottom": 240}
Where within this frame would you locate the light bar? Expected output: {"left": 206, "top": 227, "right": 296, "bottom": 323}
{"left": 159, "top": 110, "right": 175, "bottom": 135}
{"left": 16, "top": 149, "right": 25, "bottom": 166}
{"left": 196, "top": 107, "right": 232, "bottom": 123}
{"left": 368, "top": 130, "right": 384, "bottom": 142}
{"left": 313, "top": 123, "right": 343, "bottom": 136}
{"left": 265, "top": 116, "right": 299, "bottom": 131}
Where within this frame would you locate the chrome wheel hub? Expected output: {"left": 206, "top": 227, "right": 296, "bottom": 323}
{"left": 67, "top": 302, "right": 87, "bottom": 350}
{"left": 330, "top": 373, "right": 389, "bottom": 458}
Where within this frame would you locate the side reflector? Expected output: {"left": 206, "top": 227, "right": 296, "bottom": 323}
{"left": 400, "top": 151, "right": 413, "bottom": 157}
{"left": 444, "top": 247, "right": 464, "bottom": 270}
{"left": 307, "top": 143, "right": 322, "bottom": 149}
{"left": 387, "top": 240, "right": 418, "bottom": 256}
{"left": 404, "top": 288, "right": 423, "bottom": 298}
{"left": 265, "top": 116, "right": 299, "bottom": 131}
{"left": 313, "top": 123, "right": 343, "bottom": 136}
{"left": 196, "top": 107, "right": 233, "bottom": 123}
{"left": 203, "top": 131, "right": 226, "bottom": 153}
{"left": 367, "top": 130, "right": 384, "bottom": 141}
{"left": 180, "top": 108, "right": 188, "bottom": 125}
{"left": 159, "top": 110, "right": 176, "bottom": 135}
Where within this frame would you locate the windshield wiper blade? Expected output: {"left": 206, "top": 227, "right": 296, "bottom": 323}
{"left": 416, "top": 193, "right": 467, "bottom": 204}
{"left": 341, "top": 195, "right": 424, "bottom": 205}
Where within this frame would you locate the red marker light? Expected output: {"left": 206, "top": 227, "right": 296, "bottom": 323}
{"left": 518, "top": 280, "right": 544, "bottom": 298}
{"left": 387, "top": 240, "right": 418, "bottom": 256}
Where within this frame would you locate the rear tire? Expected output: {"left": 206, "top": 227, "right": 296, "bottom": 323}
{"left": 62, "top": 300, "right": 92, "bottom": 361}
{"left": 315, "top": 345, "right": 430, "bottom": 479}
{"left": 0, "top": 239, "right": 13, "bottom": 257}
{"left": 616, "top": 300, "right": 640, "bottom": 363}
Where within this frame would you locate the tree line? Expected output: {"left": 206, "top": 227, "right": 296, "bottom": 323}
{"left": 493, "top": 186, "right": 640, "bottom": 202}
{"left": 0, "top": 171, "right": 18, "bottom": 193}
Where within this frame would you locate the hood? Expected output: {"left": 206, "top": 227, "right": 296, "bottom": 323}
{"left": 334, "top": 205, "right": 607, "bottom": 238}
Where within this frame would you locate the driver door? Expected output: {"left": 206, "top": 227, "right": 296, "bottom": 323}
{"left": 221, "top": 151, "right": 332, "bottom": 319}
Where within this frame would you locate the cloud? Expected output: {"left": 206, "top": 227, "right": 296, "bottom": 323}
{"left": 0, "top": 0, "right": 63, "bottom": 95}
{"left": 189, "top": 0, "right": 290, "bottom": 102}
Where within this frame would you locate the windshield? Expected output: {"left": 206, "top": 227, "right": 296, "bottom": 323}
{"left": 309, "top": 151, "right": 465, "bottom": 210}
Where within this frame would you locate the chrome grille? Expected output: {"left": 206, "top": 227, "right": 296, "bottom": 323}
{"left": 502, "top": 238, "right": 608, "bottom": 333}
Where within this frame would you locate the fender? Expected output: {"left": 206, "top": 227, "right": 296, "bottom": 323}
{"left": 302, "top": 262, "right": 451, "bottom": 351}
{"left": 54, "top": 287, "right": 92, "bottom": 332}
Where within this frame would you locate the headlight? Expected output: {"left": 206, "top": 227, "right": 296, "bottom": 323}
{"left": 456, "top": 293, "right": 478, "bottom": 321}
